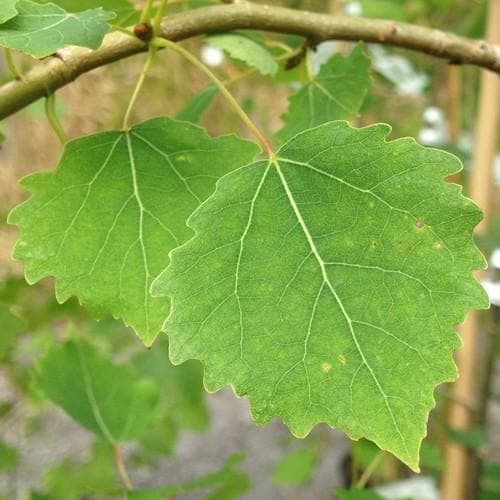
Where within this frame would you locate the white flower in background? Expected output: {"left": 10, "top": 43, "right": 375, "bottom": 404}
{"left": 311, "top": 41, "right": 336, "bottom": 75}
{"left": 418, "top": 106, "right": 449, "bottom": 146}
{"left": 483, "top": 249, "right": 500, "bottom": 307}
{"left": 200, "top": 45, "right": 225, "bottom": 67}
{"left": 370, "top": 45, "right": 429, "bottom": 96}
{"left": 494, "top": 154, "right": 500, "bottom": 186}
{"left": 344, "top": 1, "right": 363, "bottom": 16}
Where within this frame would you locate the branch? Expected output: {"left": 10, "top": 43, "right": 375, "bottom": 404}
{"left": 1, "top": 3, "right": 499, "bottom": 119}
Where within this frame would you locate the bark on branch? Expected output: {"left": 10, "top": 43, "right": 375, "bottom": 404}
{"left": 1, "top": 2, "right": 499, "bottom": 120}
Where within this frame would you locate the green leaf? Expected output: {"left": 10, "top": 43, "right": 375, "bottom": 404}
{"left": 36, "top": 338, "right": 158, "bottom": 442}
{"left": 206, "top": 32, "right": 278, "bottom": 76}
{"left": 153, "top": 121, "right": 488, "bottom": 470}
{"left": 134, "top": 338, "right": 209, "bottom": 430}
{"left": 9, "top": 117, "right": 259, "bottom": 345}
{"left": 0, "top": 0, "right": 115, "bottom": 58}
{"left": 337, "top": 488, "right": 383, "bottom": 500}
{"left": 0, "top": 0, "right": 19, "bottom": 24}
{"left": 38, "top": 0, "right": 138, "bottom": 26}
{"left": 272, "top": 447, "right": 317, "bottom": 486}
{"left": 176, "top": 85, "right": 217, "bottom": 124}
{"left": 138, "top": 413, "right": 178, "bottom": 456}
{"left": 0, "top": 441, "right": 19, "bottom": 472}
{"left": 127, "top": 453, "right": 250, "bottom": 500}
{"left": 445, "top": 424, "right": 487, "bottom": 450}
{"left": 275, "top": 44, "right": 371, "bottom": 145}
{"left": 352, "top": 439, "right": 388, "bottom": 478}
{"left": 44, "top": 441, "right": 118, "bottom": 500}
{"left": 420, "top": 440, "right": 444, "bottom": 472}
{"left": 0, "top": 302, "right": 24, "bottom": 359}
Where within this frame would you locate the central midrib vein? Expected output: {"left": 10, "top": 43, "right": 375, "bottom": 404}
{"left": 273, "top": 158, "right": 409, "bottom": 456}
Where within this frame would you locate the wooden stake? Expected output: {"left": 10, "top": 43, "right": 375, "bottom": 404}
{"left": 442, "top": 1, "right": 500, "bottom": 499}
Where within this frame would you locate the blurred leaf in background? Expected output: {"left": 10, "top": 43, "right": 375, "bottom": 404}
{"left": 36, "top": 338, "right": 159, "bottom": 442}
{"left": 272, "top": 447, "right": 317, "bottom": 486}
{"left": 128, "top": 453, "right": 251, "bottom": 500}
{"left": 40, "top": 440, "right": 118, "bottom": 500}
{"left": 0, "top": 302, "right": 24, "bottom": 360}
{"left": 0, "top": 441, "right": 19, "bottom": 472}
{"left": 206, "top": 31, "right": 278, "bottom": 76}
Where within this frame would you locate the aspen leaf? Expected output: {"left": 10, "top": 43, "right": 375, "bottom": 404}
{"left": 153, "top": 121, "right": 488, "bottom": 470}
{"left": 275, "top": 44, "right": 371, "bottom": 144}
{"left": 206, "top": 32, "right": 278, "bottom": 76}
{"left": 9, "top": 117, "right": 259, "bottom": 345}
{"left": 37, "top": 338, "right": 158, "bottom": 442}
{"left": 38, "top": 0, "right": 138, "bottom": 26}
{"left": 0, "top": 0, "right": 115, "bottom": 58}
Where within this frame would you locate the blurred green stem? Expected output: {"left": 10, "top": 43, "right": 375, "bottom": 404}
{"left": 356, "top": 450, "right": 384, "bottom": 489}
{"left": 153, "top": 37, "right": 274, "bottom": 156}
{"left": 3, "top": 49, "right": 22, "bottom": 81}
{"left": 140, "top": 0, "right": 155, "bottom": 23}
{"left": 45, "top": 93, "right": 67, "bottom": 144}
{"left": 113, "top": 444, "right": 133, "bottom": 490}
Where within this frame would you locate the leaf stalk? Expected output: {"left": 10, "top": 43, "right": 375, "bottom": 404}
{"left": 152, "top": 37, "right": 274, "bottom": 157}
{"left": 45, "top": 93, "right": 67, "bottom": 144}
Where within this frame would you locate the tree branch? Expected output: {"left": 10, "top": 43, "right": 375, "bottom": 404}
{"left": 1, "top": 2, "right": 499, "bottom": 120}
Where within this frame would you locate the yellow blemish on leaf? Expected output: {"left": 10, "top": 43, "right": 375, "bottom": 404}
{"left": 176, "top": 155, "right": 186, "bottom": 161}
{"left": 434, "top": 241, "right": 443, "bottom": 250}
{"left": 415, "top": 219, "right": 424, "bottom": 228}
{"left": 321, "top": 362, "right": 332, "bottom": 373}
{"left": 338, "top": 354, "right": 346, "bottom": 365}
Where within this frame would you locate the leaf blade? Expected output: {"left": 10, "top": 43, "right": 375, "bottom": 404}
{"left": 36, "top": 338, "right": 158, "bottom": 442}
{"left": 0, "top": 0, "right": 19, "bottom": 24}
{"left": 153, "top": 121, "right": 488, "bottom": 470}
{"left": 206, "top": 32, "right": 278, "bottom": 76}
{"left": 0, "top": 0, "right": 115, "bottom": 58}
{"left": 9, "top": 117, "right": 259, "bottom": 345}
{"left": 38, "top": 0, "right": 138, "bottom": 26}
{"left": 275, "top": 44, "right": 371, "bottom": 144}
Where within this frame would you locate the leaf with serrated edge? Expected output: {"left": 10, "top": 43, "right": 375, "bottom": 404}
{"left": 0, "top": 0, "right": 115, "bottom": 58}
{"left": 8, "top": 117, "right": 259, "bottom": 346}
{"left": 275, "top": 44, "right": 371, "bottom": 145}
{"left": 152, "top": 121, "right": 488, "bottom": 470}
{"left": 0, "top": 0, "right": 19, "bottom": 24}
{"left": 206, "top": 32, "right": 278, "bottom": 76}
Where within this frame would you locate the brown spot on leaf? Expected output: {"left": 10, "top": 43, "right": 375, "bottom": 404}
{"left": 415, "top": 219, "right": 424, "bottom": 228}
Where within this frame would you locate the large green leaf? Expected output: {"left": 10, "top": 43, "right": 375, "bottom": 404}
{"left": 9, "top": 117, "right": 259, "bottom": 345}
{"left": 206, "top": 31, "right": 278, "bottom": 76}
{"left": 0, "top": 0, "right": 115, "bottom": 58}
{"left": 152, "top": 121, "right": 488, "bottom": 470}
{"left": 275, "top": 44, "right": 371, "bottom": 145}
{"left": 38, "top": 0, "right": 138, "bottom": 26}
{"left": 0, "top": 0, "right": 19, "bottom": 24}
{"left": 37, "top": 338, "right": 158, "bottom": 442}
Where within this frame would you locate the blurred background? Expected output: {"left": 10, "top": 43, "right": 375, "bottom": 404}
{"left": 0, "top": 0, "right": 499, "bottom": 498}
